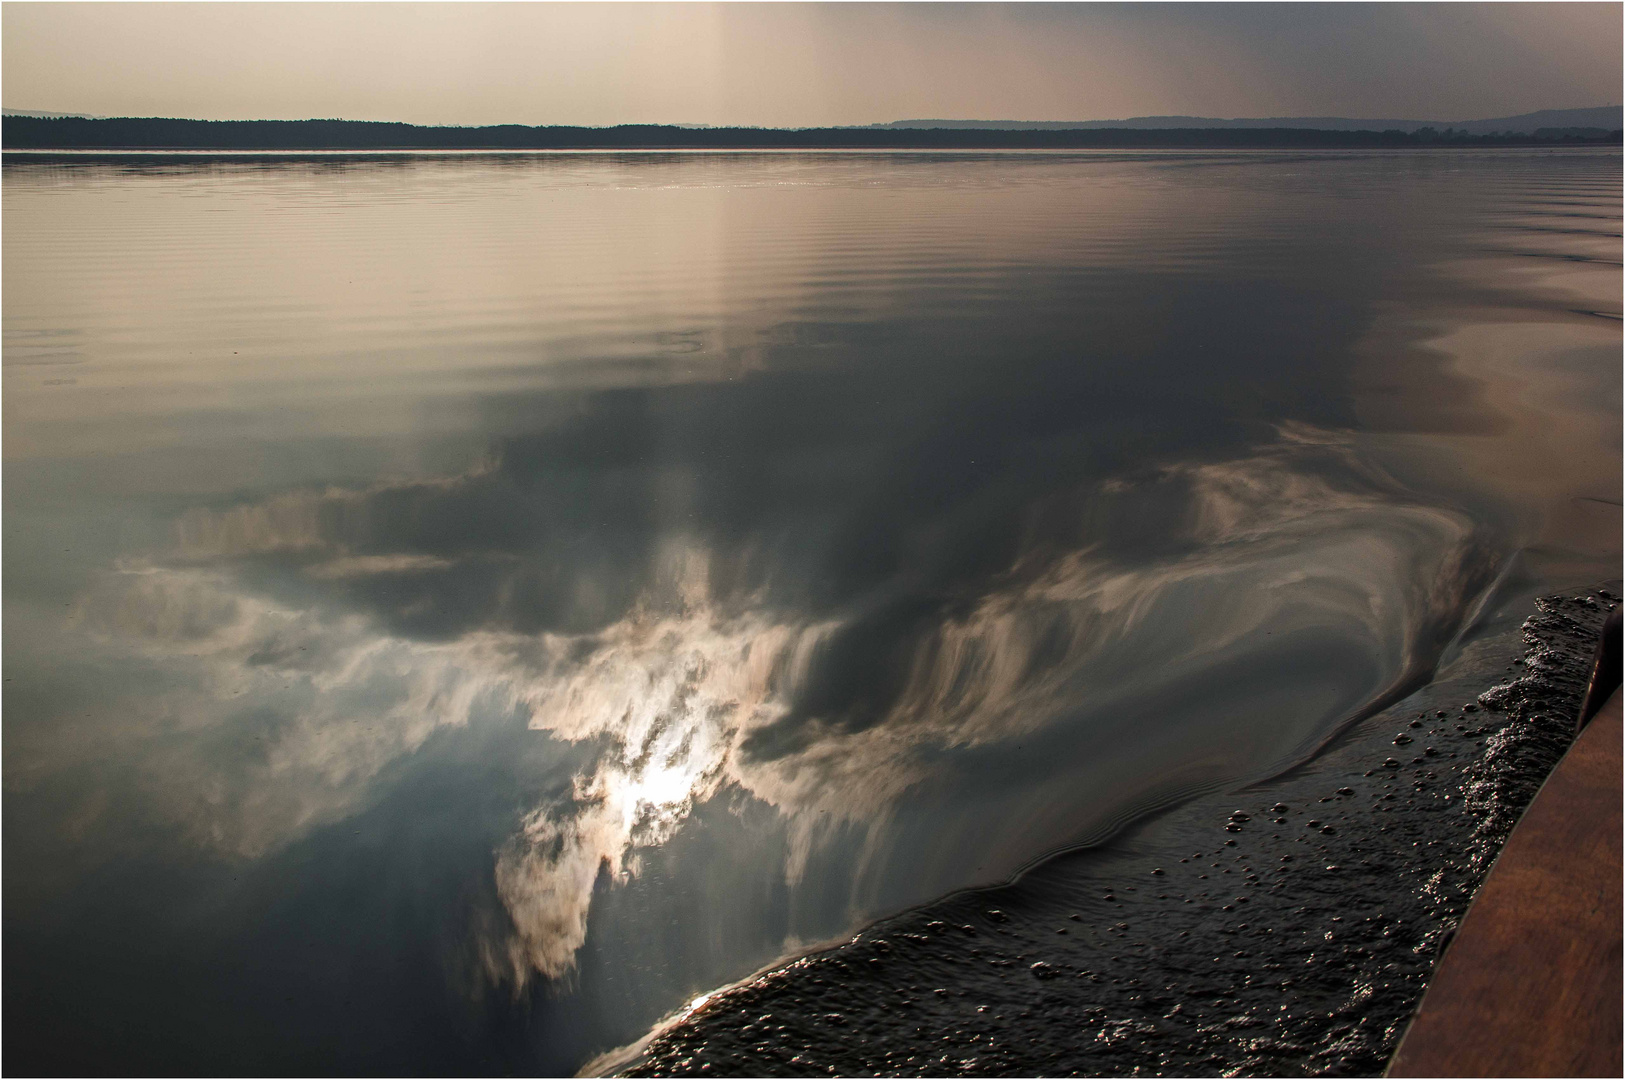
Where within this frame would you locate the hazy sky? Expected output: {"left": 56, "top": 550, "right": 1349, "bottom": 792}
{"left": 4, "top": 3, "right": 1620, "bottom": 127}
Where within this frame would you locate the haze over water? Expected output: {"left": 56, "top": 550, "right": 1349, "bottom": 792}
{"left": 4, "top": 148, "right": 1618, "bottom": 1074}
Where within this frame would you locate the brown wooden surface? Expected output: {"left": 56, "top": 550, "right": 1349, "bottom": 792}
{"left": 1387, "top": 689, "right": 1623, "bottom": 1077}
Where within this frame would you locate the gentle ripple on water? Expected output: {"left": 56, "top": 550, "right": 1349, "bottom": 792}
{"left": 2, "top": 148, "right": 1618, "bottom": 1074}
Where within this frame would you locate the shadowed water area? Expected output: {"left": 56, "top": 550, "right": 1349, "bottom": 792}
{"left": 3, "top": 149, "right": 1618, "bottom": 1075}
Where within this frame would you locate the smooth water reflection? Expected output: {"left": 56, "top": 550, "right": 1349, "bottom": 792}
{"left": 4, "top": 150, "right": 1618, "bottom": 1073}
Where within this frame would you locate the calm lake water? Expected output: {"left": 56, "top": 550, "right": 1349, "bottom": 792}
{"left": 4, "top": 149, "right": 1619, "bottom": 1074}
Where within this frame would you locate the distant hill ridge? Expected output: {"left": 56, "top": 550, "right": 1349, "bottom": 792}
{"left": 4, "top": 112, "right": 1620, "bottom": 151}
{"left": 2, "top": 108, "right": 106, "bottom": 120}
{"left": 873, "top": 107, "right": 1621, "bottom": 135}
{"left": 4, "top": 106, "right": 1617, "bottom": 136}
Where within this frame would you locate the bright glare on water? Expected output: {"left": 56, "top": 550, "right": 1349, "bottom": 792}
{"left": 3, "top": 148, "right": 1618, "bottom": 1074}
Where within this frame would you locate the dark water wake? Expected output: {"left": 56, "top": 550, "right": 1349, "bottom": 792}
{"left": 610, "top": 585, "right": 1617, "bottom": 1077}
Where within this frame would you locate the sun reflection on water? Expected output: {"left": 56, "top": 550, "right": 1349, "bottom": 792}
{"left": 65, "top": 424, "right": 1496, "bottom": 991}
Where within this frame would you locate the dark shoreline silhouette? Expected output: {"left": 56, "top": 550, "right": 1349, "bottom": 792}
{"left": 5, "top": 115, "right": 1621, "bottom": 151}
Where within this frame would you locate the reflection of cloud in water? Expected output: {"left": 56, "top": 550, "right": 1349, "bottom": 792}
{"left": 81, "top": 565, "right": 536, "bottom": 854}
{"left": 84, "top": 424, "right": 1493, "bottom": 985}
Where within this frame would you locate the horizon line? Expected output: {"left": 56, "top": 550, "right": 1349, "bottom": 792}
{"left": 4, "top": 105, "right": 1618, "bottom": 130}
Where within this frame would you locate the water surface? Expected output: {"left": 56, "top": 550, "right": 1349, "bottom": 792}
{"left": 4, "top": 148, "right": 1618, "bottom": 1074}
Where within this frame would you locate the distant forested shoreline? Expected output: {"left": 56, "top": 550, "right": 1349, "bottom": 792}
{"left": 5, "top": 116, "right": 1622, "bottom": 151}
